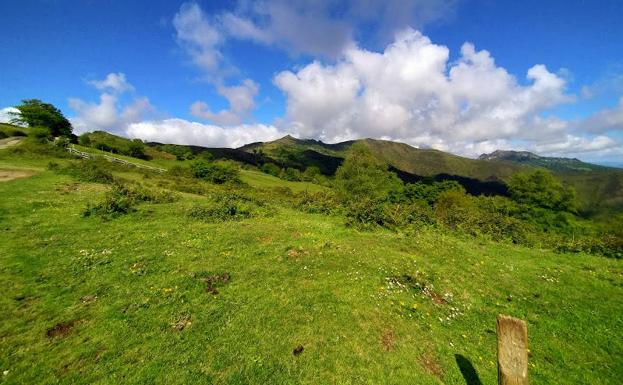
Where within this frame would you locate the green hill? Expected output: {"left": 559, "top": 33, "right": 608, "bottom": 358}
{"left": 0, "top": 135, "right": 622, "bottom": 384}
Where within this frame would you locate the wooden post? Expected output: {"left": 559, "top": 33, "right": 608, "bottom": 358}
{"left": 497, "top": 314, "right": 528, "bottom": 385}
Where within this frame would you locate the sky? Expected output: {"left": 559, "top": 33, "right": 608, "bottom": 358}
{"left": 1, "top": 0, "right": 622, "bottom": 163}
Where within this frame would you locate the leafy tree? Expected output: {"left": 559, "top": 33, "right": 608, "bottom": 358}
{"left": 127, "top": 139, "right": 147, "bottom": 159}
{"left": 78, "top": 133, "right": 92, "bottom": 146}
{"left": 11, "top": 99, "right": 72, "bottom": 137}
{"left": 334, "top": 142, "right": 403, "bottom": 202}
{"left": 508, "top": 169, "right": 577, "bottom": 213}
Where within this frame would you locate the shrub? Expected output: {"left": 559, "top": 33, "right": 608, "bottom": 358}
{"left": 83, "top": 182, "right": 177, "bottom": 217}
{"left": 83, "top": 183, "right": 136, "bottom": 217}
{"left": 260, "top": 162, "right": 281, "bottom": 176}
{"left": 188, "top": 193, "right": 267, "bottom": 222}
{"left": 334, "top": 143, "right": 403, "bottom": 203}
{"left": 294, "top": 191, "right": 341, "bottom": 215}
{"left": 0, "top": 131, "right": 7, "bottom": 139}
{"left": 190, "top": 160, "right": 240, "bottom": 184}
{"left": 78, "top": 133, "right": 91, "bottom": 146}
{"left": 28, "top": 126, "right": 52, "bottom": 142}
{"left": 281, "top": 167, "right": 302, "bottom": 181}
{"left": 57, "top": 160, "right": 115, "bottom": 184}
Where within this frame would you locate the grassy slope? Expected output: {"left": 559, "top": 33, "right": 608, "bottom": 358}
{"left": 239, "top": 170, "right": 327, "bottom": 193}
{"left": 0, "top": 150, "right": 622, "bottom": 384}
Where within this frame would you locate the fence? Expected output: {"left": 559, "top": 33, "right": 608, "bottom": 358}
{"left": 67, "top": 146, "right": 167, "bottom": 173}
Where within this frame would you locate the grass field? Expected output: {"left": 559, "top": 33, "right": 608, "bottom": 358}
{"left": 1, "top": 149, "right": 622, "bottom": 384}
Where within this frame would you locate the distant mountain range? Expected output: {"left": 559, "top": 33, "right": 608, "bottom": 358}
{"left": 478, "top": 150, "right": 612, "bottom": 172}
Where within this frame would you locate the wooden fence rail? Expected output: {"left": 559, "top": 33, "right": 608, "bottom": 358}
{"left": 67, "top": 146, "right": 167, "bottom": 173}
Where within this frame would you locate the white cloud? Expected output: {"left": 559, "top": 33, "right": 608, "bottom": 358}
{"left": 69, "top": 73, "right": 154, "bottom": 134}
{"left": 580, "top": 97, "right": 623, "bottom": 133}
{"left": 190, "top": 79, "right": 259, "bottom": 125}
{"left": 173, "top": 2, "right": 226, "bottom": 77}
{"left": 221, "top": 0, "right": 456, "bottom": 58}
{"left": 0, "top": 107, "right": 19, "bottom": 124}
{"left": 273, "top": 28, "right": 604, "bottom": 157}
{"left": 88, "top": 72, "right": 134, "bottom": 93}
{"left": 126, "top": 118, "right": 285, "bottom": 148}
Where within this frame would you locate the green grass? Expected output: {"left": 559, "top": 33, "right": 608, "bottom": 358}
{"left": 0, "top": 149, "right": 622, "bottom": 384}
{"left": 240, "top": 169, "right": 327, "bottom": 193}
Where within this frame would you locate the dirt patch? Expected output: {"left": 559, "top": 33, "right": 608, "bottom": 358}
{"left": 0, "top": 169, "right": 36, "bottom": 182}
{"left": 56, "top": 183, "right": 81, "bottom": 194}
{"left": 293, "top": 345, "right": 304, "bottom": 356}
{"left": 0, "top": 137, "right": 23, "bottom": 149}
{"left": 418, "top": 349, "right": 444, "bottom": 379}
{"left": 46, "top": 320, "right": 79, "bottom": 339}
{"left": 380, "top": 329, "right": 396, "bottom": 352}
{"left": 80, "top": 295, "right": 97, "bottom": 304}
{"left": 172, "top": 314, "right": 192, "bottom": 331}
{"left": 200, "top": 272, "right": 231, "bottom": 295}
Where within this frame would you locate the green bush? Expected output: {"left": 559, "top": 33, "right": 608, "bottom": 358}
{"left": 83, "top": 182, "right": 177, "bottom": 217}
{"left": 281, "top": 167, "right": 302, "bottom": 181}
{"left": 57, "top": 160, "right": 115, "bottom": 184}
{"left": 188, "top": 193, "right": 267, "bottom": 222}
{"left": 509, "top": 169, "right": 577, "bottom": 213}
{"left": 260, "top": 162, "right": 281, "bottom": 176}
{"left": 28, "top": 126, "right": 52, "bottom": 142}
{"left": 0, "top": 131, "right": 7, "bottom": 139}
{"left": 334, "top": 143, "right": 403, "bottom": 203}
{"left": 191, "top": 160, "right": 240, "bottom": 184}
{"left": 294, "top": 191, "right": 341, "bottom": 215}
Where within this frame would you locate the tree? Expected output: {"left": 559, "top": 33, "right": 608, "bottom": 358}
{"left": 334, "top": 142, "right": 403, "bottom": 202}
{"left": 127, "top": 139, "right": 147, "bottom": 159}
{"left": 11, "top": 99, "right": 72, "bottom": 137}
{"left": 508, "top": 169, "right": 577, "bottom": 213}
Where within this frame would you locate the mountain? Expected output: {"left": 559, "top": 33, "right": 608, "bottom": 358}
{"left": 478, "top": 150, "right": 608, "bottom": 172}
{"left": 110, "top": 132, "right": 621, "bottom": 217}
{"left": 241, "top": 136, "right": 527, "bottom": 180}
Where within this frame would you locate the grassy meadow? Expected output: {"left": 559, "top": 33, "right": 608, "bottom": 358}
{"left": 0, "top": 141, "right": 622, "bottom": 385}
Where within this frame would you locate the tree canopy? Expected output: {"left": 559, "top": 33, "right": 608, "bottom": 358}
{"left": 11, "top": 99, "right": 72, "bottom": 137}
{"left": 334, "top": 142, "right": 403, "bottom": 202}
{"left": 508, "top": 169, "right": 577, "bottom": 213}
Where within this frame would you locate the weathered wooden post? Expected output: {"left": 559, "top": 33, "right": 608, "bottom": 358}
{"left": 497, "top": 314, "right": 528, "bottom": 385}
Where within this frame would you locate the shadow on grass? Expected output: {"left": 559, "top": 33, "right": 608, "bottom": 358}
{"left": 455, "top": 354, "right": 483, "bottom": 385}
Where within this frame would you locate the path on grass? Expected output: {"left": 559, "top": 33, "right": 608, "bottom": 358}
{"left": 0, "top": 137, "right": 24, "bottom": 149}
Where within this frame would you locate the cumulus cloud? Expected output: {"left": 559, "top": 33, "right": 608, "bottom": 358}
{"left": 126, "top": 119, "right": 285, "bottom": 148}
{"left": 173, "top": 2, "right": 226, "bottom": 77}
{"left": 580, "top": 97, "right": 623, "bottom": 133}
{"left": 69, "top": 73, "right": 155, "bottom": 134}
{"left": 88, "top": 72, "right": 134, "bottom": 93}
{"left": 274, "top": 28, "right": 587, "bottom": 157}
{"left": 221, "top": 0, "right": 457, "bottom": 58}
{"left": 190, "top": 79, "right": 259, "bottom": 125}
{"left": 0, "top": 107, "right": 19, "bottom": 124}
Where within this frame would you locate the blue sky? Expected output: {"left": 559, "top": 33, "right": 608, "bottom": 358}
{"left": 1, "top": 0, "right": 622, "bottom": 162}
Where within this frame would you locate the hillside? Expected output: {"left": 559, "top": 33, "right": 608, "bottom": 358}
{"left": 72, "top": 132, "right": 610, "bottom": 215}
{"left": 0, "top": 138, "right": 621, "bottom": 384}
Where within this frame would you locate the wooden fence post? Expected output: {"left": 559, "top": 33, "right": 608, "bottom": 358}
{"left": 497, "top": 314, "right": 528, "bottom": 385}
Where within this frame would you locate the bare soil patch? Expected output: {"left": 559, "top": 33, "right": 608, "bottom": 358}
{"left": 46, "top": 320, "right": 79, "bottom": 339}
{"left": 0, "top": 169, "right": 36, "bottom": 182}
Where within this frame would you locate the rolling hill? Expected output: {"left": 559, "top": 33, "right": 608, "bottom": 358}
{"left": 76, "top": 131, "right": 623, "bottom": 217}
